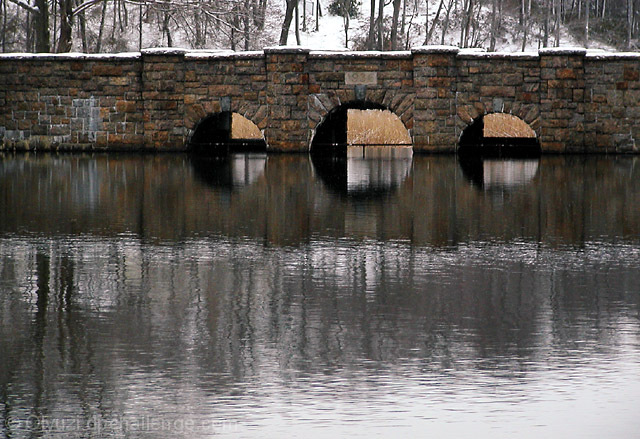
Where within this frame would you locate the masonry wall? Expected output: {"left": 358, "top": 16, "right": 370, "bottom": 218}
{"left": 585, "top": 54, "right": 640, "bottom": 153}
{"left": 0, "top": 54, "right": 143, "bottom": 150}
{"left": 1, "top": 48, "right": 640, "bottom": 154}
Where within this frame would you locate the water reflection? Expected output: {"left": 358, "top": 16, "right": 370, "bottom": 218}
{"left": 459, "top": 156, "right": 540, "bottom": 190}
{"left": 0, "top": 153, "right": 638, "bottom": 245}
{"left": 190, "top": 153, "right": 267, "bottom": 189}
{"left": 1, "top": 237, "right": 639, "bottom": 438}
{"left": 0, "top": 152, "right": 639, "bottom": 438}
{"left": 311, "top": 146, "right": 412, "bottom": 197}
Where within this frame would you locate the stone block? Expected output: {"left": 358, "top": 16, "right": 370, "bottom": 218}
{"left": 93, "top": 65, "right": 123, "bottom": 76}
{"left": 556, "top": 68, "right": 577, "bottom": 79}
{"left": 624, "top": 67, "right": 639, "bottom": 81}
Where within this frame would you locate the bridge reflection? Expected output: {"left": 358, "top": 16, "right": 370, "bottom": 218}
{"left": 0, "top": 153, "right": 638, "bottom": 246}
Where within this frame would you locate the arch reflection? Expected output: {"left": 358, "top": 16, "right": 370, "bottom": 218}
{"left": 459, "top": 156, "right": 539, "bottom": 190}
{"left": 312, "top": 146, "right": 412, "bottom": 197}
{"left": 190, "top": 153, "right": 267, "bottom": 189}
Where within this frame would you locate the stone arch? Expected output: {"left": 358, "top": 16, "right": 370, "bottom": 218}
{"left": 185, "top": 99, "right": 269, "bottom": 147}
{"left": 456, "top": 102, "right": 541, "bottom": 138}
{"left": 187, "top": 109, "right": 268, "bottom": 154}
{"left": 308, "top": 90, "right": 414, "bottom": 152}
{"left": 456, "top": 103, "right": 541, "bottom": 156}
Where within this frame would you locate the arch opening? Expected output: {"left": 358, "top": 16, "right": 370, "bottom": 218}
{"left": 311, "top": 102, "right": 412, "bottom": 155}
{"left": 189, "top": 112, "right": 266, "bottom": 155}
{"left": 458, "top": 113, "right": 540, "bottom": 158}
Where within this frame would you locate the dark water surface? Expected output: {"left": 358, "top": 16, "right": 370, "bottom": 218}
{"left": 1, "top": 152, "right": 639, "bottom": 438}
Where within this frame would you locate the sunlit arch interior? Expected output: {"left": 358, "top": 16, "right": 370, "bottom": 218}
{"left": 311, "top": 102, "right": 412, "bottom": 154}
{"left": 482, "top": 113, "right": 536, "bottom": 139}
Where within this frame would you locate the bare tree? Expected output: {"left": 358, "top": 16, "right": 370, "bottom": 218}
{"left": 460, "top": 0, "right": 474, "bottom": 47}
{"left": 440, "top": 0, "right": 454, "bottom": 45}
{"left": 424, "top": 0, "right": 445, "bottom": 45}
{"left": 7, "top": 0, "right": 50, "bottom": 51}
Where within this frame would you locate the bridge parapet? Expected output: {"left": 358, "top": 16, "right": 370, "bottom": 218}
{"left": 1, "top": 47, "right": 639, "bottom": 153}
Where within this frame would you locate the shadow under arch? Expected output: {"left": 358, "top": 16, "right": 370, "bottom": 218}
{"left": 458, "top": 113, "right": 541, "bottom": 158}
{"left": 311, "top": 101, "right": 411, "bottom": 155}
{"left": 188, "top": 111, "right": 266, "bottom": 155}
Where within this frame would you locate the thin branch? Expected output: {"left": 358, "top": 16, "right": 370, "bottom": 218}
{"left": 6, "top": 0, "right": 38, "bottom": 14}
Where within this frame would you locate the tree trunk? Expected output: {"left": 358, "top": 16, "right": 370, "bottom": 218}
{"left": 390, "top": 0, "right": 401, "bottom": 50}
{"left": 163, "top": 11, "right": 172, "bottom": 47}
{"left": 555, "top": 0, "right": 560, "bottom": 47}
{"left": 367, "top": 0, "right": 375, "bottom": 49}
{"left": 57, "top": 0, "right": 73, "bottom": 52}
{"left": 401, "top": 0, "right": 406, "bottom": 35}
{"left": 279, "top": 0, "right": 297, "bottom": 45}
{"left": 377, "top": 0, "right": 384, "bottom": 49}
{"left": 34, "top": 0, "right": 50, "bottom": 52}
{"left": 79, "top": 10, "right": 87, "bottom": 52}
{"left": 543, "top": 0, "right": 550, "bottom": 46}
{"left": 521, "top": 0, "right": 527, "bottom": 50}
{"left": 343, "top": 0, "right": 349, "bottom": 47}
{"left": 425, "top": 0, "right": 444, "bottom": 45}
{"left": 490, "top": 0, "right": 497, "bottom": 51}
{"left": 2, "top": 0, "right": 7, "bottom": 52}
{"left": 303, "top": 0, "right": 307, "bottom": 32}
{"left": 424, "top": 0, "right": 429, "bottom": 43}
{"left": 244, "top": 0, "right": 251, "bottom": 50}
{"left": 628, "top": 0, "right": 633, "bottom": 49}
{"left": 96, "top": 0, "right": 107, "bottom": 52}
{"left": 585, "top": 0, "right": 589, "bottom": 47}
{"left": 460, "top": 0, "right": 473, "bottom": 47}
{"left": 295, "top": 0, "right": 301, "bottom": 44}
{"left": 253, "top": 0, "right": 267, "bottom": 30}
{"left": 138, "top": 2, "right": 143, "bottom": 50}
{"left": 441, "top": 0, "right": 453, "bottom": 45}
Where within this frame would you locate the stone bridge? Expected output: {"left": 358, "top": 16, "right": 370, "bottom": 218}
{"left": 1, "top": 46, "right": 639, "bottom": 153}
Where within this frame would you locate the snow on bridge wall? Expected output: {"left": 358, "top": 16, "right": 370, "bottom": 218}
{"left": 1, "top": 46, "right": 639, "bottom": 153}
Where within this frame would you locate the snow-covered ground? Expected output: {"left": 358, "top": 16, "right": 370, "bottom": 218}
{"left": 295, "top": 15, "right": 349, "bottom": 50}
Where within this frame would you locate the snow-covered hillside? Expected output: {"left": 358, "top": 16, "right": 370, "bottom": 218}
{"left": 286, "top": 0, "right": 615, "bottom": 51}
{"left": 0, "top": 0, "right": 619, "bottom": 54}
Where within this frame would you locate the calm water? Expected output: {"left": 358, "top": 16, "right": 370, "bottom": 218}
{"left": 0, "top": 152, "right": 639, "bottom": 438}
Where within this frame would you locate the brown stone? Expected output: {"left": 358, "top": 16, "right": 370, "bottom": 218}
{"left": 93, "top": 65, "right": 123, "bottom": 76}
{"left": 479, "top": 86, "right": 515, "bottom": 98}
{"left": 556, "top": 68, "right": 577, "bottom": 79}
{"left": 624, "top": 68, "right": 639, "bottom": 81}
{"left": 427, "top": 55, "right": 453, "bottom": 67}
